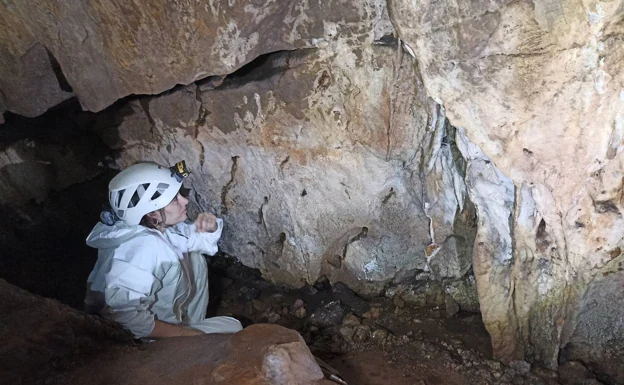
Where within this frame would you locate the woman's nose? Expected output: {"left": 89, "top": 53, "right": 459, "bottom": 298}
{"left": 179, "top": 194, "right": 189, "bottom": 206}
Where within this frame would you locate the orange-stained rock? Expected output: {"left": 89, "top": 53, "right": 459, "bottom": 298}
{"left": 61, "top": 324, "right": 332, "bottom": 385}
{"left": 0, "top": 279, "right": 331, "bottom": 385}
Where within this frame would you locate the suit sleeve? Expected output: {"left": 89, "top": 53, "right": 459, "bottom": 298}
{"left": 174, "top": 218, "right": 224, "bottom": 256}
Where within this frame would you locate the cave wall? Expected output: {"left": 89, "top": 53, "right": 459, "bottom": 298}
{"left": 96, "top": 13, "right": 477, "bottom": 298}
{"left": 389, "top": 0, "right": 624, "bottom": 379}
{"left": 0, "top": 0, "right": 391, "bottom": 114}
{"left": 2, "top": 0, "right": 624, "bottom": 381}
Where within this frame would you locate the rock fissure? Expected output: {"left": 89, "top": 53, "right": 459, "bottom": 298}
{"left": 221, "top": 156, "right": 239, "bottom": 215}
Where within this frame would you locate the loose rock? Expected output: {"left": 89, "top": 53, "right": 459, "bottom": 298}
{"left": 445, "top": 293, "right": 460, "bottom": 318}
{"left": 393, "top": 296, "right": 405, "bottom": 309}
{"left": 509, "top": 360, "right": 532, "bottom": 375}
{"left": 294, "top": 307, "right": 307, "bottom": 319}
{"left": 353, "top": 326, "right": 370, "bottom": 343}
{"left": 237, "top": 286, "right": 261, "bottom": 301}
{"left": 371, "top": 328, "right": 388, "bottom": 345}
{"left": 308, "top": 301, "right": 345, "bottom": 328}
{"left": 342, "top": 314, "right": 361, "bottom": 326}
{"left": 331, "top": 282, "right": 370, "bottom": 317}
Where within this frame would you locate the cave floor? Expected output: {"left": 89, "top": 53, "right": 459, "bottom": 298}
{"left": 207, "top": 256, "right": 561, "bottom": 385}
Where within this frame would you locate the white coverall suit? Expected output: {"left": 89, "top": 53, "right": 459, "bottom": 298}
{"left": 84, "top": 218, "right": 242, "bottom": 338}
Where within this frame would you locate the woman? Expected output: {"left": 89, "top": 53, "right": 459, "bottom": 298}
{"left": 84, "top": 161, "right": 242, "bottom": 338}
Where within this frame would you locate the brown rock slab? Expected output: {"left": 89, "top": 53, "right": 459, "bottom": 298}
{"left": 62, "top": 324, "right": 332, "bottom": 385}
{"left": 0, "top": 279, "right": 331, "bottom": 385}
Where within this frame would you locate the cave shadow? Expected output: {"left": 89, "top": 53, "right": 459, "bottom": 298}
{"left": 0, "top": 98, "right": 133, "bottom": 309}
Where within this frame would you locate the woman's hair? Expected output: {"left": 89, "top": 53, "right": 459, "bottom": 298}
{"left": 139, "top": 208, "right": 167, "bottom": 230}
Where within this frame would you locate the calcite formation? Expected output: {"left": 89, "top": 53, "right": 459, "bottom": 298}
{"left": 390, "top": 0, "right": 624, "bottom": 379}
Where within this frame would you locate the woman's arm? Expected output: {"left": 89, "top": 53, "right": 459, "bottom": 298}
{"left": 171, "top": 215, "right": 224, "bottom": 255}
{"left": 148, "top": 320, "right": 203, "bottom": 338}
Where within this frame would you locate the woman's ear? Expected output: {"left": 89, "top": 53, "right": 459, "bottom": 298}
{"left": 146, "top": 211, "right": 161, "bottom": 223}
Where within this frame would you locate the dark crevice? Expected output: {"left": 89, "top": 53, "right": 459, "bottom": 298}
{"left": 138, "top": 98, "right": 156, "bottom": 138}
{"left": 341, "top": 227, "right": 369, "bottom": 261}
{"left": 279, "top": 155, "right": 290, "bottom": 177}
{"left": 381, "top": 187, "right": 395, "bottom": 204}
{"left": 373, "top": 33, "right": 398, "bottom": 46}
{"left": 594, "top": 200, "right": 619, "bottom": 214}
{"left": 45, "top": 48, "right": 73, "bottom": 93}
{"left": 204, "top": 49, "right": 316, "bottom": 90}
{"left": 277, "top": 232, "right": 286, "bottom": 258}
{"left": 536, "top": 219, "right": 550, "bottom": 253}
{"left": 220, "top": 156, "right": 239, "bottom": 215}
{"left": 258, "top": 196, "right": 269, "bottom": 235}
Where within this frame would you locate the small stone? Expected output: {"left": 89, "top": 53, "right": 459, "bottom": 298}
{"left": 487, "top": 360, "right": 502, "bottom": 371}
{"left": 252, "top": 299, "right": 267, "bottom": 312}
{"left": 361, "top": 317, "right": 376, "bottom": 327}
{"left": 281, "top": 306, "right": 289, "bottom": 316}
{"left": 308, "top": 301, "right": 345, "bottom": 328}
{"left": 353, "top": 326, "right": 370, "bottom": 342}
{"left": 371, "top": 328, "right": 388, "bottom": 344}
{"left": 342, "top": 313, "right": 361, "bottom": 326}
{"left": 445, "top": 293, "right": 460, "bottom": 317}
{"left": 512, "top": 376, "right": 525, "bottom": 385}
{"left": 269, "top": 293, "right": 285, "bottom": 302}
{"left": 294, "top": 307, "right": 307, "bottom": 319}
{"left": 220, "top": 277, "right": 234, "bottom": 288}
{"left": 309, "top": 326, "right": 318, "bottom": 332}
{"left": 393, "top": 296, "right": 405, "bottom": 308}
{"left": 237, "top": 286, "right": 261, "bottom": 301}
{"left": 266, "top": 312, "right": 281, "bottom": 324}
{"left": 338, "top": 326, "right": 355, "bottom": 341}
{"left": 523, "top": 374, "right": 545, "bottom": 385}
{"left": 293, "top": 299, "right": 305, "bottom": 310}
{"left": 331, "top": 282, "right": 370, "bottom": 317}
{"left": 509, "top": 360, "right": 531, "bottom": 375}
{"left": 558, "top": 361, "right": 596, "bottom": 384}
{"left": 306, "top": 286, "right": 319, "bottom": 295}
{"left": 449, "top": 338, "right": 464, "bottom": 347}
{"left": 363, "top": 306, "right": 382, "bottom": 319}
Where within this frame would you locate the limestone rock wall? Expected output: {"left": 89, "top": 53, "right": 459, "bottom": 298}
{"left": 2, "top": 0, "right": 624, "bottom": 380}
{"left": 0, "top": 0, "right": 390, "bottom": 115}
{"left": 390, "top": 0, "right": 624, "bottom": 378}
{"left": 102, "top": 25, "right": 477, "bottom": 297}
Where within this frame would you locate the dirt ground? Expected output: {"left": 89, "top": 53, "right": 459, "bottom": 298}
{"left": 1, "top": 249, "right": 600, "bottom": 385}
{"left": 206, "top": 256, "right": 570, "bottom": 385}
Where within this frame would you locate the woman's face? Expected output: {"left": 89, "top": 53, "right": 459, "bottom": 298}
{"left": 150, "top": 193, "right": 189, "bottom": 226}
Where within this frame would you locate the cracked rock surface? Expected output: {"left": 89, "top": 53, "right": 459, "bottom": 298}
{"left": 390, "top": 0, "right": 624, "bottom": 377}
{"left": 1, "top": 0, "right": 624, "bottom": 382}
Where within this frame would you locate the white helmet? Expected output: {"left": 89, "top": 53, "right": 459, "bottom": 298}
{"left": 108, "top": 161, "right": 190, "bottom": 225}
